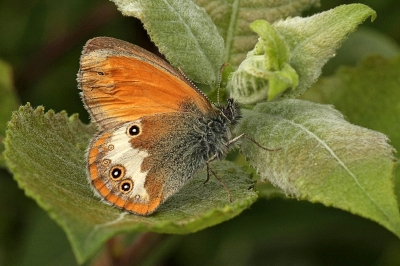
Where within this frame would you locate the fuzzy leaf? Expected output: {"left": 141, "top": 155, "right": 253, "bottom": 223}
{"left": 303, "top": 55, "right": 400, "bottom": 159}
{"left": 276, "top": 4, "right": 377, "bottom": 98}
{"left": 236, "top": 99, "right": 400, "bottom": 237}
{"left": 194, "top": 0, "right": 320, "bottom": 67}
{"left": 110, "top": 0, "right": 225, "bottom": 86}
{"left": 4, "top": 104, "right": 257, "bottom": 263}
{"left": 0, "top": 59, "right": 19, "bottom": 167}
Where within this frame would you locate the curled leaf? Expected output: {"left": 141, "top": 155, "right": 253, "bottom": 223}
{"left": 228, "top": 20, "right": 298, "bottom": 103}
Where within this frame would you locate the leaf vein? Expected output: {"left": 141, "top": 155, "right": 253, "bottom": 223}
{"left": 287, "top": 119, "right": 391, "bottom": 220}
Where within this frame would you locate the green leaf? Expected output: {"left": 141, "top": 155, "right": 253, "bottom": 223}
{"left": 110, "top": 0, "right": 225, "bottom": 86}
{"left": 236, "top": 99, "right": 400, "bottom": 237}
{"left": 0, "top": 59, "right": 19, "bottom": 168}
{"left": 194, "top": 0, "right": 321, "bottom": 68}
{"left": 228, "top": 20, "right": 299, "bottom": 103}
{"left": 302, "top": 54, "right": 400, "bottom": 206}
{"left": 275, "top": 4, "right": 377, "bottom": 99}
{"left": 4, "top": 104, "right": 257, "bottom": 263}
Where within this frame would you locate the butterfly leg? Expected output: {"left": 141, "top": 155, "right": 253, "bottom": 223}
{"left": 204, "top": 163, "right": 211, "bottom": 184}
{"left": 203, "top": 154, "right": 217, "bottom": 184}
{"left": 206, "top": 160, "right": 233, "bottom": 203}
{"left": 204, "top": 154, "right": 232, "bottom": 202}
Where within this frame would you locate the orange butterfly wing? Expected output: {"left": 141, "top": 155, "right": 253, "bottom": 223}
{"left": 78, "top": 37, "right": 213, "bottom": 129}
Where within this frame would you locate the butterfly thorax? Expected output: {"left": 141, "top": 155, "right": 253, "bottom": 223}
{"left": 192, "top": 98, "right": 242, "bottom": 162}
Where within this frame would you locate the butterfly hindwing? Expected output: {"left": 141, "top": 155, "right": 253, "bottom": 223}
{"left": 87, "top": 109, "right": 215, "bottom": 215}
{"left": 88, "top": 119, "right": 165, "bottom": 215}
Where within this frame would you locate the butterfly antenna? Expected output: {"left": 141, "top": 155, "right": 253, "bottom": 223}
{"left": 228, "top": 133, "right": 282, "bottom": 152}
{"left": 217, "top": 63, "right": 229, "bottom": 106}
{"left": 178, "top": 67, "right": 212, "bottom": 102}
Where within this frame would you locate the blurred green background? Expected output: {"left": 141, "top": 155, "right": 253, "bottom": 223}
{"left": 1, "top": 0, "right": 400, "bottom": 265}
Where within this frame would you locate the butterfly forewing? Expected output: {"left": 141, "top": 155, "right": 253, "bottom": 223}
{"left": 78, "top": 37, "right": 212, "bottom": 130}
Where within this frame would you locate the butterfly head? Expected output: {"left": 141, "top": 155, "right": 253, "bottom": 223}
{"left": 219, "top": 98, "right": 242, "bottom": 126}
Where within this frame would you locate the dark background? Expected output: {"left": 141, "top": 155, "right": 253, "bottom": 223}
{"left": 1, "top": 0, "right": 400, "bottom": 265}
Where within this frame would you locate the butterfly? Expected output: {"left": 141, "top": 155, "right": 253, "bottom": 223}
{"left": 78, "top": 37, "right": 248, "bottom": 215}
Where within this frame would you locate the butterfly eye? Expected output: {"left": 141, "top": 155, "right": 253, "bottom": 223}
{"left": 127, "top": 124, "right": 141, "bottom": 137}
{"left": 119, "top": 180, "right": 133, "bottom": 193}
{"left": 110, "top": 165, "right": 125, "bottom": 180}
